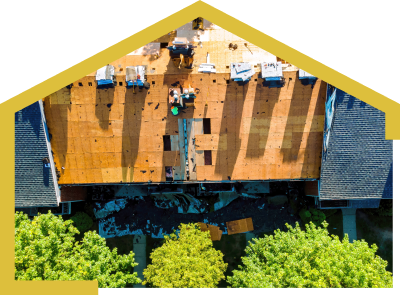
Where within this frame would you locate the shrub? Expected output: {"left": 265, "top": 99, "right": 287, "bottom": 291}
{"left": 299, "top": 207, "right": 326, "bottom": 227}
{"left": 143, "top": 223, "right": 227, "bottom": 288}
{"left": 15, "top": 211, "right": 140, "bottom": 287}
{"left": 70, "top": 212, "right": 93, "bottom": 233}
{"left": 227, "top": 222, "right": 393, "bottom": 288}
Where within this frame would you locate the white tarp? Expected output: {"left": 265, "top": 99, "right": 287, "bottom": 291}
{"left": 299, "top": 69, "right": 315, "bottom": 79}
{"left": 93, "top": 199, "right": 128, "bottom": 219}
{"left": 230, "top": 63, "right": 255, "bottom": 80}
{"left": 96, "top": 65, "right": 115, "bottom": 81}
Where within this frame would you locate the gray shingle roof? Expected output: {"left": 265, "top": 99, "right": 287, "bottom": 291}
{"left": 15, "top": 101, "right": 58, "bottom": 207}
{"left": 320, "top": 88, "right": 393, "bottom": 200}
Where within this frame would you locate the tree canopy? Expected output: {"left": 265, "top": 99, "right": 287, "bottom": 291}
{"left": 143, "top": 223, "right": 227, "bottom": 288}
{"left": 15, "top": 211, "right": 141, "bottom": 287}
{"left": 228, "top": 221, "right": 393, "bottom": 288}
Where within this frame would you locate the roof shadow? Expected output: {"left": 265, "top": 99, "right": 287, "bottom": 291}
{"left": 214, "top": 81, "right": 251, "bottom": 180}
{"left": 95, "top": 87, "right": 116, "bottom": 130}
{"left": 121, "top": 85, "right": 149, "bottom": 182}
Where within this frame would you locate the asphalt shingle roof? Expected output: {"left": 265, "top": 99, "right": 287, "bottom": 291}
{"left": 320, "top": 89, "right": 393, "bottom": 200}
{"left": 15, "top": 101, "right": 58, "bottom": 207}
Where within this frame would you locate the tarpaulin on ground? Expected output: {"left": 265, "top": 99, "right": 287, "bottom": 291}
{"left": 93, "top": 199, "right": 128, "bottom": 219}
{"left": 152, "top": 192, "right": 207, "bottom": 214}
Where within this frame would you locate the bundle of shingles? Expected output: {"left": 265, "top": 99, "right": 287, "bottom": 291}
{"left": 198, "top": 222, "right": 222, "bottom": 241}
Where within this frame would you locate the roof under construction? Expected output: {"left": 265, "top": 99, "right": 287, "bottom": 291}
{"left": 43, "top": 19, "right": 326, "bottom": 185}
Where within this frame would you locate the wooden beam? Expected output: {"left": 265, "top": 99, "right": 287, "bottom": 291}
{"left": 170, "top": 135, "right": 179, "bottom": 151}
{"left": 178, "top": 118, "right": 186, "bottom": 180}
{"left": 187, "top": 119, "right": 197, "bottom": 180}
{"left": 173, "top": 166, "right": 182, "bottom": 181}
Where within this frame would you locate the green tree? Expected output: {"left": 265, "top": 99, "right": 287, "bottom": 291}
{"left": 228, "top": 222, "right": 393, "bottom": 288}
{"left": 15, "top": 211, "right": 141, "bottom": 287}
{"left": 70, "top": 211, "right": 93, "bottom": 233}
{"left": 143, "top": 223, "right": 227, "bottom": 288}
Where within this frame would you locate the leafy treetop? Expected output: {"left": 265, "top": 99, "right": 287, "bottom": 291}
{"left": 143, "top": 223, "right": 227, "bottom": 288}
{"left": 228, "top": 221, "right": 393, "bottom": 288}
{"left": 15, "top": 211, "right": 141, "bottom": 288}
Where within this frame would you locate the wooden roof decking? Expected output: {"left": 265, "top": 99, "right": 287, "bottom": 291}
{"left": 88, "top": 24, "right": 286, "bottom": 77}
{"left": 44, "top": 71, "right": 325, "bottom": 184}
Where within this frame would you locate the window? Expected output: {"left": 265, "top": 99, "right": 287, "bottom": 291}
{"left": 88, "top": 82, "right": 92, "bottom": 86}
{"left": 78, "top": 82, "right": 83, "bottom": 86}
{"left": 204, "top": 150, "right": 212, "bottom": 165}
{"left": 226, "top": 66, "right": 229, "bottom": 69}
{"left": 226, "top": 80, "right": 230, "bottom": 85}
{"left": 203, "top": 118, "right": 211, "bottom": 134}
{"left": 213, "top": 79, "right": 216, "bottom": 83}
{"left": 163, "top": 135, "right": 171, "bottom": 151}
{"left": 152, "top": 81, "right": 155, "bottom": 85}
{"left": 119, "top": 82, "right": 123, "bottom": 86}
{"left": 160, "top": 42, "right": 168, "bottom": 49}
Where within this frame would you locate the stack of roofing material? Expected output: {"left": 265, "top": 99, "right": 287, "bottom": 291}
{"left": 96, "top": 65, "right": 115, "bottom": 86}
{"left": 299, "top": 69, "right": 316, "bottom": 79}
{"left": 299, "top": 69, "right": 318, "bottom": 86}
{"left": 261, "top": 62, "right": 283, "bottom": 81}
{"left": 198, "top": 222, "right": 222, "bottom": 241}
{"left": 198, "top": 53, "right": 216, "bottom": 73}
{"left": 167, "top": 37, "right": 194, "bottom": 56}
{"left": 126, "top": 66, "right": 146, "bottom": 86}
{"left": 230, "top": 62, "right": 255, "bottom": 82}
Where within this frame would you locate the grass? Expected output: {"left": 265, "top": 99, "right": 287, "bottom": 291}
{"left": 356, "top": 210, "right": 393, "bottom": 273}
{"left": 212, "top": 233, "right": 247, "bottom": 288}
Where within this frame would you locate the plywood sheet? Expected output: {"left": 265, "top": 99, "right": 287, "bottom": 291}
{"left": 198, "top": 222, "right": 222, "bottom": 241}
{"left": 45, "top": 69, "right": 325, "bottom": 184}
{"left": 226, "top": 218, "right": 254, "bottom": 235}
{"left": 170, "top": 135, "right": 179, "bottom": 151}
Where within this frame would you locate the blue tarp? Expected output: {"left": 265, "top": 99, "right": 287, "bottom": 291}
{"left": 167, "top": 46, "right": 191, "bottom": 55}
{"left": 299, "top": 76, "right": 317, "bottom": 80}
{"left": 264, "top": 77, "right": 281, "bottom": 81}
{"left": 97, "top": 79, "right": 113, "bottom": 86}
{"left": 233, "top": 78, "right": 250, "bottom": 82}
{"left": 127, "top": 80, "right": 144, "bottom": 87}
